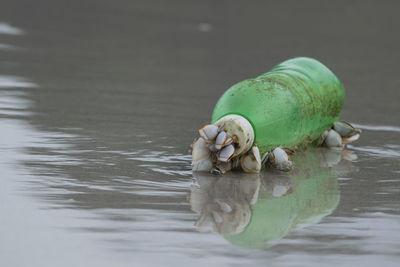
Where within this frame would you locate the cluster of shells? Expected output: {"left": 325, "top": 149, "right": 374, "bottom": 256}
{"left": 191, "top": 121, "right": 361, "bottom": 175}
{"left": 320, "top": 121, "right": 361, "bottom": 149}
{"left": 191, "top": 124, "right": 296, "bottom": 174}
{"left": 191, "top": 124, "right": 262, "bottom": 174}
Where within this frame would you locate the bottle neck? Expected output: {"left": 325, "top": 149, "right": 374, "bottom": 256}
{"left": 213, "top": 114, "right": 255, "bottom": 156}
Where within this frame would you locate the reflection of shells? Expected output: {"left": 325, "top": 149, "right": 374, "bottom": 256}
{"left": 213, "top": 201, "right": 252, "bottom": 235}
{"left": 321, "top": 149, "right": 342, "bottom": 167}
{"left": 190, "top": 172, "right": 260, "bottom": 235}
{"left": 191, "top": 138, "right": 213, "bottom": 171}
{"left": 262, "top": 174, "right": 294, "bottom": 197}
{"left": 320, "top": 148, "right": 358, "bottom": 170}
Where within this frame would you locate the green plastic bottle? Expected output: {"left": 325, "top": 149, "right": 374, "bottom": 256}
{"left": 211, "top": 57, "right": 345, "bottom": 154}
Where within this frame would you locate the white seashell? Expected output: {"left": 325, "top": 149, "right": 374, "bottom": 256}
{"left": 333, "top": 121, "right": 361, "bottom": 138}
{"left": 191, "top": 138, "right": 210, "bottom": 162}
{"left": 324, "top": 129, "right": 343, "bottom": 149}
{"left": 218, "top": 144, "right": 235, "bottom": 162}
{"left": 252, "top": 145, "right": 261, "bottom": 164}
{"left": 223, "top": 136, "right": 233, "bottom": 147}
{"left": 192, "top": 158, "right": 213, "bottom": 172}
{"left": 198, "top": 124, "right": 219, "bottom": 141}
{"left": 240, "top": 146, "right": 261, "bottom": 173}
{"left": 261, "top": 152, "right": 270, "bottom": 165}
{"left": 273, "top": 147, "right": 289, "bottom": 163}
{"left": 318, "top": 130, "right": 329, "bottom": 146}
{"left": 272, "top": 185, "right": 291, "bottom": 197}
{"left": 192, "top": 138, "right": 213, "bottom": 172}
{"left": 215, "top": 131, "right": 227, "bottom": 150}
{"left": 270, "top": 147, "right": 293, "bottom": 171}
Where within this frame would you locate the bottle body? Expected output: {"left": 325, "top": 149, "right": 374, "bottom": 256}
{"left": 211, "top": 57, "right": 345, "bottom": 153}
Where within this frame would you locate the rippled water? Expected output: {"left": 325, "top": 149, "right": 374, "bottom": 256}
{"left": 1, "top": 1, "right": 399, "bottom": 266}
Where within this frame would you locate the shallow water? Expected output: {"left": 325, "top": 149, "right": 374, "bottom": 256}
{"left": 1, "top": 1, "right": 399, "bottom": 266}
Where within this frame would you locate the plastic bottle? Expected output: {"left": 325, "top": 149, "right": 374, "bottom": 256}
{"left": 211, "top": 57, "right": 345, "bottom": 154}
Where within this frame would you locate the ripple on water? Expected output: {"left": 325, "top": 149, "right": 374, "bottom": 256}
{"left": 0, "top": 22, "right": 23, "bottom": 35}
{"left": 129, "top": 150, "right": 192, "bottom": 176}
{"left": 355, "top": 123, "right": 400, "bottom": 133}
{"left": 349, "top": 145, "right": 400, "bottom": 158}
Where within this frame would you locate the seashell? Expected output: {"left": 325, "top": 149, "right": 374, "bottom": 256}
{"left": 240, "top": 145, "right": 261, "bottom": 173}
{"left": 270, "top": 147, "right": 293, "bottom": 171}
{"left": 215, "top": 131, "right": 228, "bottom": 150}
{"left": 192, "top": 158, "right": 213, "bottom": 172}
{"left": 318, "top": 130, "right": 329, "bottom": 146}
{"left": 191, "top": 138, "right": 210, "bottom": 162}
{"left": 192, "top": 138, "right": 213, "bottom": 172}
{"left": 198, "top": 124, "right": 219, "bottom": 141}
{"left": 324, "top": 129, "right": 343, "bottom": 149}
{"left": 252, "top": 145, "right": 261, "bottom": 164}
{"left": 261, "top": 151, "right": 270, "bottom": 165}
{"left": 222, "top": 136, "right": 233, "bottom": 147}
{"left": 218, "top": 144, "right": 235, "bottom": 162}
{"left": 272, "top": 147, "right": 289, "bottom": 163}
{"left": 333, "top": 121, "right": 361, "bottom": 138}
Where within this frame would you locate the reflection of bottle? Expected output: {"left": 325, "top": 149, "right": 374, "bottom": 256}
{"left": 190, "top": 148, "right": 358, "bottom": 248}
{"left": 211, "top": 57, "right": 345, "bottom": 153}
{"left": 190, "top": 173, "right": 260, "bottom": 235}
{"left": 224, "top": 149, "right": 345, "bottom": 248}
